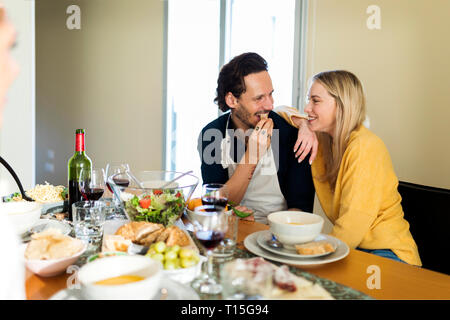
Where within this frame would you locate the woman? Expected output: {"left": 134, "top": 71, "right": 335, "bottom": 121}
{"left": 277, "top": 70, "right": 421, "bottom": 266}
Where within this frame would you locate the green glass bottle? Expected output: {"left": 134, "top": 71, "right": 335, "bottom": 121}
{"left": 68, "top": 129, "right": 92, "bottom": 220}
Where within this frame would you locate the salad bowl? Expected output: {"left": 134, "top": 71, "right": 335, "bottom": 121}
{"left": 108, "top": 170, "right": 199, "bottom": 227}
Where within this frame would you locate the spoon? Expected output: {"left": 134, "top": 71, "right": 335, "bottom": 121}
{"left": 125, "top": 169, "right": 144, "bottom": 189}
{"left": 160, "top": 170, "right": 193, "bottom": 189}
{"left": 267, "top": 234, "right": 283, "bottom": 249}
{"left": 0, "top": 156, "right": 34, "bottom": 202}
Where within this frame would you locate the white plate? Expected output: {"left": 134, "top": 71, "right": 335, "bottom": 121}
{"left": 256, "top": 231, "right": 338, "bottom": 259}
{"left": 49, "top": 278, "right": 200, "bottom": 300}
{"left": 29, "top": 219, "right": 72, "bottom": 236}
{"left": 244, "top": 231, "right": 349, "bottom": 267}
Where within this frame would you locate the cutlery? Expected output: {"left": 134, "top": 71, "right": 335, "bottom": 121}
{"left": 161, "top": 170, "right": 193, "bottom": 189}
{"left": 0, "top": 156, "right": 34, "bottom": 202}
{"left": 267, "top": 234, "right": 283, "bottom": 249}
{"left": 125, "top": 169, "right": 144, "bottom": 188}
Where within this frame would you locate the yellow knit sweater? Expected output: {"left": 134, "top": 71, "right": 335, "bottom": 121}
{"left": 276, "top": 106, "right": 422, "bottom": 266}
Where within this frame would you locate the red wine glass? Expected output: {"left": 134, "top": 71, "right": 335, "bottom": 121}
{"left": 191, "top": 205, "right": 228, "bottom": 295}
{"left": 201, "top": 183, "right": 229, "bottom": 211}
{"left": 79, "top": 168, "right": 105, "bottom": 203}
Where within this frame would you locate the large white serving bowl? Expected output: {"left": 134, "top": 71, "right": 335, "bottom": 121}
{"left": 0, "top": 202, "right": 42, "bottom": 234}
{"left": 267, "top": 211, "right": 324, "bottom": 248}
{"left": 24, "top": 242, "right": 87, "bottom": 277}
{"left": 77, "top": 255, "right": 162, "bottom": 300}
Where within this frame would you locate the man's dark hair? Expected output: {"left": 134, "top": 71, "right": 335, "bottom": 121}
{"left": 214, "top": 52, "right": 268, "bottom": 112}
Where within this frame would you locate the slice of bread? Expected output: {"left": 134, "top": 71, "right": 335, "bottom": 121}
{"left": 295, "top": 240, "right": 335, "bottom": 255}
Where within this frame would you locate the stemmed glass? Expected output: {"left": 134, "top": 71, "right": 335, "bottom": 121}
{"left": 191, "top": 205, "right": 228, "bottom": 295}
{"left": 78, "top": 168, "right": 105, "bottom": 203}
{"left": 201, "top": 184, "right": 229, "bottom": 210}
{"left": 103, "top": 163, "right": 130, "bottom": 220}
{"left": 104, "top": 163, "right": 130, "bottom": 193}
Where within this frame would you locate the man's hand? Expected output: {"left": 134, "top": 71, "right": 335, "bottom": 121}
{"left": 293, "top": 118, "right": 318, "bottom": 164}
{"left": 246, "top": 118, "right": 273, "bottom": 164}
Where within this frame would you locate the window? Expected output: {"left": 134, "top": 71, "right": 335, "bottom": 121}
{"left": 165, "top": 0, "right": 304, "bottom": 190}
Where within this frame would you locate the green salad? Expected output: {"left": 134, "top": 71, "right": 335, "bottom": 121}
{"left": 124, "top": 189, "right": 185, "bottom": 227}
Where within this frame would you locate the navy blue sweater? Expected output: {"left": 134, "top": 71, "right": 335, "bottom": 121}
{"left": 197, "top": 111, "right": 315, "bottom": 212}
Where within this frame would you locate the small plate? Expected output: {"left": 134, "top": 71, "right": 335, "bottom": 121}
{"left": 244, "top": 231, "right": 349, "bottom": 267}
{"left": 49, "top": 278, "right": 200, "bottom": 300}
{"left": 30, "top": 219, "right": 71, "bottom": 235}
{"left": 257, "top": 231, "right": 338, "bottom": 258}
{"left": 22, "top": 219, "right": 72, "bottom": 242}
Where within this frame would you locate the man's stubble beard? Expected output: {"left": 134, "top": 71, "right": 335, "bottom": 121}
{"left": 232, "top": 103, "right": 255, "bottom": 130}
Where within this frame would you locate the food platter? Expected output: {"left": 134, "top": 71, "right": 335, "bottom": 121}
{"left": 244, "top": 231, "right": 349, "bottom": 267}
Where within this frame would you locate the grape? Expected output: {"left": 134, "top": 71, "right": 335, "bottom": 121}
{"left": 180, "top": 258, "right": 195, "bottom": 268}
{"left": 179, "top": 248, "right": 193, "bottom": 259}
{"left": 154, "top": 241, "right": 166, "bottom": 253}
{"left": 150, "top": 253, "right": 164, "bottom": 263}
{"left": 164, "top": 250, "right": 178, "bottom": 261}
{"left": 170, "top": 245, "right": 181, "bottom": 254}
{"left": 164, "top": 260, "right": 178, "bottom": 270}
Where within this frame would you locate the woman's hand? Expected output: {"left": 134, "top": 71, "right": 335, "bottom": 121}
{"left": 293, "top": 118, "right": 318, "bottom": 164}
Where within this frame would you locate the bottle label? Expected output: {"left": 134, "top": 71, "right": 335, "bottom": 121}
{"left": 76, "top": 133, "right": 85, "bottom": 152}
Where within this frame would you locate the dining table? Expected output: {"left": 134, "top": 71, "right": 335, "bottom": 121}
{"left": 25, "top": 219, "right": 450, "bottom": 300}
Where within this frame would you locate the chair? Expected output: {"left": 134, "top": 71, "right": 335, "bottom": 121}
{"left": 398, "top": 181, "right": 450, "bottom": 275}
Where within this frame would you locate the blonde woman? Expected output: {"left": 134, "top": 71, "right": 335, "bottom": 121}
{"left": 276, "top": 70, "right": 421, "bottom": 266}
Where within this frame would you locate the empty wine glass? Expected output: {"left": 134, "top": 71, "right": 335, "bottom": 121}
{"left": 191, "top": 205, "right": 228, "bottom": 295}
{"left": 104, "top": 163, "right": 130, "bottom": 219}
{"left": 78, "top": 168, "right": 105, "bottom": 203}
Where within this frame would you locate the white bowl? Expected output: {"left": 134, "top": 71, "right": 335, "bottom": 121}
{"left": 162, "top": 256, "right": 205, "bottom": 284}
{"left": 24, "top": 243, "right": 87, "bottom": 277}
{"left": 268, "top": 211, "right": 324, "bottom": 248}
{"left": 77, "top": 255, "right": 162, "bottom": 300}
{"left": 0, "top": 202, "right": 42, "bottom": 234}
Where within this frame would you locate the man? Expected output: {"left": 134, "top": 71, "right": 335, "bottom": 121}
{"left": 198, "top": 52, "right": 315, "bottom": 224}
{"left": 0, "top": 5, "right": 24, "bottom": 299}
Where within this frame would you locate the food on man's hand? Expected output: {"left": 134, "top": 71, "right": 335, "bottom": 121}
{"left": 124, "top": 189, "right": 185, "bottom": 226}
{"left": 114, "top": 221, "right": 190, "bottom": 248}
{"left": 4, "top": 182, "right": 67, "bottom": 203}
{"left": 295, "top": 240, "right": 335, "bottom": 255}
{"left": 260, "top": 113, "right": 269, "bottom": 120}
{"left": 223, "top": 257, "right": 333, "bottom": 299}
{"left": 145, "top": 241, "right": 200, "bottom": 270}
{"left": 25, "top": 228, "right": 84, "bottom": 260}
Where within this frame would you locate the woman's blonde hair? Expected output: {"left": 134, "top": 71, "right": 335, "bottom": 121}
{"left": 311, "top": 70, "right": 366, "bottom": 191}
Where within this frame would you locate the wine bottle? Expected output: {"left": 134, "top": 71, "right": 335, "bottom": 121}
{"left": 68, "top": 129, "right": 92, "bottom": 220}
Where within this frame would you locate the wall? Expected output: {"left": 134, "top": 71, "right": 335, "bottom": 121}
{"left": 305, "top": 0, "right": 450, "bottom": 189}
{"left": 36, "top": 0, "right": 165, "bottom": 186}
{"left": 0, "top": 0, "right": 35, "bottom": 195}
{"left": 304, "top": 0, "right": 450, "bottom": 231}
